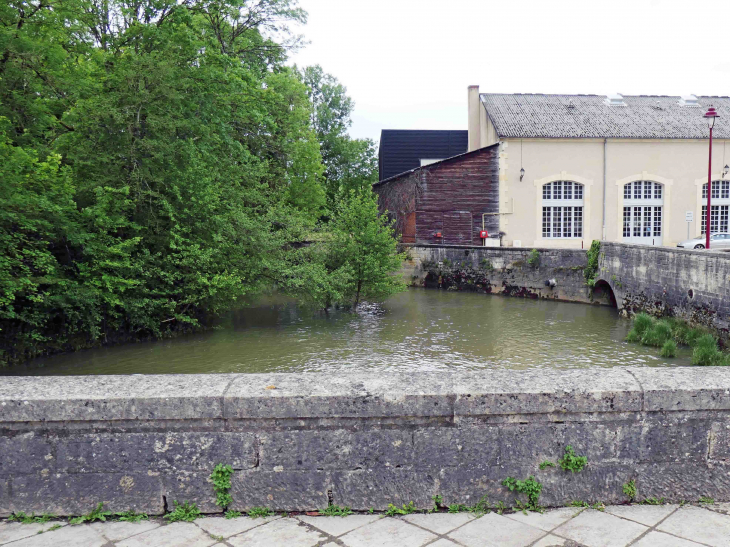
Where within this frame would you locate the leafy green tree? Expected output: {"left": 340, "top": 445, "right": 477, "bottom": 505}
{"left": 299, "top": 65, "right": 378, "bottom": 205}
{"left": 327, "top": 191, "right": 406, "bottom": 309}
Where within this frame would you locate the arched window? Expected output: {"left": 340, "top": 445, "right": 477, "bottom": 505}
{"left": 542, "top": 181, "right": 583, "bottom": 238}
{"left": 701, "top": 180, "right": 730, "bottom": 234}
{"left": 622, "top": 181, "right": 663, "bottom": 244}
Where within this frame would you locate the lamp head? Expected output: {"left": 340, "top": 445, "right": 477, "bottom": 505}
{"left": 704, "top": 106, "right": 720, "bottom": 129}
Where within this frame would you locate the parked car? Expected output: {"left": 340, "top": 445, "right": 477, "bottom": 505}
{"left": 677, "top": 233, "right": 730, "bottom": 250}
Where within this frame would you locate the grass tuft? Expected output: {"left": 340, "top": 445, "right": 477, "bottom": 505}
{"left": 660, "top": 339, "right": 677, "bottom": 358}
{"left": 641, "top": 320, "right": 672, "bottom": 347}
{"left": 632, "top": 313, "right": 654, "bottom": 336}
{"left": 692, "top": 334, "right": 722, "bottom": 366}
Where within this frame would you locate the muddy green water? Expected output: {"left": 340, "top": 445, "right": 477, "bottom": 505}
{"left": 6, "top": 289, "right": 689, "bottom": 376}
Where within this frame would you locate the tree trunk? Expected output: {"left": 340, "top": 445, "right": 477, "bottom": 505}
{"left": 353, "top": 279, "right": 362, "bottom": 310}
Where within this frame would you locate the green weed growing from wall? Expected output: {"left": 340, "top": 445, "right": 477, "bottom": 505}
{"left": 211, "top": 464, "right": 234, "bottom": 511}
{"left": 584, "top": 240, "right": 601, "bottom": 287}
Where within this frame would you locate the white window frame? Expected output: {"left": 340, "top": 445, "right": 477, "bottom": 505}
{"left": 541, "top": 180, "right": 584, "bottom": 239}
{"left": 622, "top": 181, "right": 663, "bottom": 240}
{"left": 701, "top": 180, "right": 730, "bottom": 235}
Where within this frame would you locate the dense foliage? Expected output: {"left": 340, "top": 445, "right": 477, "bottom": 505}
{"left": 0, "top": 0, "right": 402, "bottom": 365}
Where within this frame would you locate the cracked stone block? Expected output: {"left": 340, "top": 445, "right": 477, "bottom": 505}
{"left": 412, "top": 426, "right": 500, "bottom": 469}
{"left": 3, "top": 472, "right": 162, "bottom": 516}
{"left": 230, "top": 470, "right": 329, "bottom": 511}
{"left": 639, "top": 418, "right": 711, "bottom": 462}
{"left": 57, "top": 432, "right": 256, "bottom": 473}
{"left": 637, "top": 462, "right": 730, "bottom": 501}
{"left": 0, "top": 434, "right": 55, "bottom": 477}
{"left": 330, "top": 469, "right": 439, "bottom": 510}
{"left": 162, "top": 471, "right": 220, "bottom": 514}
{"left": 259, "top": 429, "right": 414, "bottom": 471}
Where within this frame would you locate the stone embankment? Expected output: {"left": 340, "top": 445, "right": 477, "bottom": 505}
{"left": 2, "top": 368, "right": 730, "bottom": 515}
{"left": 400, "top": 245, "right": 597, "bottom": 304}
{"left": 403, "top": 243, "right": 730, "bottom": 338}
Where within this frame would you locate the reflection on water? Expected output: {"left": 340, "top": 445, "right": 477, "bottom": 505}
{"left": 5, "top": 289, "right": 690, "bottom": 376}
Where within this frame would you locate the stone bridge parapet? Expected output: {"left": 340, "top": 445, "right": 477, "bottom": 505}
{"left": 2, "top": 369, "right": 730, "bottom": 515}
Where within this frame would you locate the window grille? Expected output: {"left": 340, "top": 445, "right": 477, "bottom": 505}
{"left": 541, "top": 181, "right": 584, "bottom": 238}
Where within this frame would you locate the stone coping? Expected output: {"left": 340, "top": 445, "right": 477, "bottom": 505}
{"left": 2, "top": 367, "right": 730, "bottom": 423}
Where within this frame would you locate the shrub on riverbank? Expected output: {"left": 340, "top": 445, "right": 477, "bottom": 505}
{"left": 0, "top": 0, "right": 400, "bottom": 366}
{"left": 626, "top": 313, "right": 728, "bottom": 365}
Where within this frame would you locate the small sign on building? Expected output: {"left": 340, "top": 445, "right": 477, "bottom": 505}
{"left": 685, "top": 211, "right": 693, "bottom": 222}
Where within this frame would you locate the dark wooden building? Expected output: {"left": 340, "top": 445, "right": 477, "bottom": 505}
{"left": 373, "top": 144, "right": 500, "bottom": 245}
{"left": 378, "top": 130, "right": 468, "bottom": 181}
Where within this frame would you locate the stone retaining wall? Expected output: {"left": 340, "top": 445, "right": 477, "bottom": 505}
{"left": 400, "top": 245, "right": 598, "bottom": 304}
{"left": 2, "top": 369, "right": 730, "bottom": 516}
{"left": 599, "top": 243, "right": 730, "bottom": 337}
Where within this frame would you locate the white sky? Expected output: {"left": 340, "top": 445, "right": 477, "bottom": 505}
{"left": 289, "top": 0, "right": 730, "bottom": 143}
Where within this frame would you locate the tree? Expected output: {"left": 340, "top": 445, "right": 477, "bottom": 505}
{"left": 299, "top": 65, "right": 378, "bottom": 205}
{"left": 327, "top": 191, "right": 406, "bottom": 309}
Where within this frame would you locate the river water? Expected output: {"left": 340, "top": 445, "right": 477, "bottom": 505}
{"left": 5, "top": 289, "right": 689, "bottom": 376}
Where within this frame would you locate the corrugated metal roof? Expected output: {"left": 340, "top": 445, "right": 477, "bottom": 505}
{"left": 481, "top": 94, "right": 730, "bottom": 139}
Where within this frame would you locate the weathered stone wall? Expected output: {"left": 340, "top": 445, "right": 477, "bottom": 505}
{"left": 401, "top": 244, "right": 602, "bottom": 305}
{"left": 598, "top": 243, "right": 730, "bottom": 337}
{"left": 3, "top": 369, "right": 730, "bottom": 516}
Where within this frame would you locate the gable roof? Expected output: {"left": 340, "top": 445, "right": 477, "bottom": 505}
{"left": 373, "top": 143, "right": 498, "bottom": 188}
{"left": 481, "top": 94, "right": 730, "bottom": 139}
{"left": 378, "top": 129, "right": 467, "bottom": 181}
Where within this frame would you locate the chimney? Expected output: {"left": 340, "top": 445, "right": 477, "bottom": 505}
{"left": 467, "top": 85, "right": 480, "bottom": 152}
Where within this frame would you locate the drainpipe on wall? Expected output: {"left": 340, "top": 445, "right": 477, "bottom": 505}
{"left": 602, "top": 138, "right": 607, "bottom": 241}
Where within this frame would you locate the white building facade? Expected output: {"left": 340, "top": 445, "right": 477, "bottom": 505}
{"left": 467, "top": 87, "right": 730, "bottom": 248}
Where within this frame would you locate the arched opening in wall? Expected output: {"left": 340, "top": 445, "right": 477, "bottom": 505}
{"left": 592, "top": 279, "right": 617, "bottom": 308}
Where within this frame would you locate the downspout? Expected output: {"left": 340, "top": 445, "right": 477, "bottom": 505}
{"left": 602, "top": 138, "right": 607, "bottom": 241}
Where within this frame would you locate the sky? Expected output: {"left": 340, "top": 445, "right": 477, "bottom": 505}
{"left": 288, "top": 0, "right": 730, "bottom": 143}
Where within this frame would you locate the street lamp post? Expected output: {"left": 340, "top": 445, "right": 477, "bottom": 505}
{"left": 703, "top": 107, "right": 720, "bottom": 249}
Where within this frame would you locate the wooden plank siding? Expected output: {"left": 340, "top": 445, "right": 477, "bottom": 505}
{"left": 374, "top": 145, "right": 500, "bottom": 246}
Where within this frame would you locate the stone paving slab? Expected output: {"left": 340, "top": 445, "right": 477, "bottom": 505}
{"left": 504, "top": 506, "right": 583, "bottom": 532}
{"left": 0, "top": 521, "right": 67, "bottom": 544}
{"left": 195, "top": 515, "right": 279, "bottom": 538}
{"left": 338, "top": 517, "right": 436, "bottom": 547}
{"left": 552, "top": 509, "right": 648, "bottom": 547}
{"left": 297, "top": 514, "right": 380, "bottom": 537}
{"left": 402, "top": 512, "right": 474, "bottom": 534}
{"left": 227, "top": 518, "right": 326, "bottom": 546}
{"left": 117, "top": 522, "right": 215, "bottom": 547}
{"left": 603, "top": 504, "right": 677, "bottom": 527}
{"left": 657, "top": 505, "right": 730, "bottom": 547}
{"left": 448, "top": 512, "right": 545, "bottom": 547}
{"left": 2, "top": 504, "right": 730, "bottom": 546}
{"left": 632, "top": 531, "right": 705, "bottom": 547}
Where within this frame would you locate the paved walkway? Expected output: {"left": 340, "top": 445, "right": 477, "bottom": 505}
{"left": 2, "top": 503, "right": 730, "bottom": 547}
